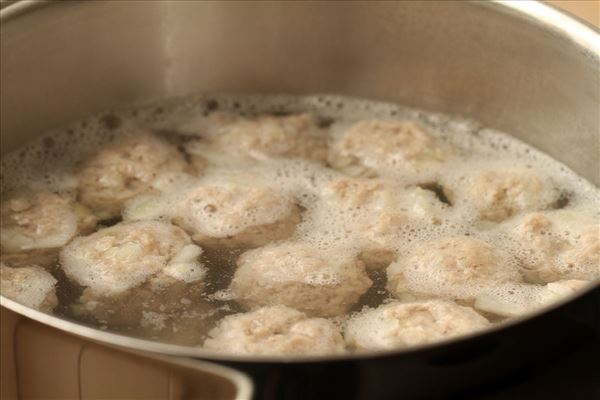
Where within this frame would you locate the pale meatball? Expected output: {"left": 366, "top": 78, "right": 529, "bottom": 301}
{"left": 358, "top": 213, "right": 410, "bottom": 269}
{"left": 125, "top": 181, "right": 302, "bottom": 249}
{"left": 1, "top": 191, "right": 96, "bottom": 268}
{"left": 322, "top": 178, "right": 445, "bottom": 219}
{"left": 77, "top": 132, "right": 189, "bottom": 219}
{"left": 321, "top": 177, "right": 448, "bottom": 268}
{"left": 345, "top": 300, "right": 489, "bottom": 350}
{"left": 0, "top": 263, "right": 58, "bottom": 312}
{"left": 230, "top": 242, "right": 372, "bottom": 317}
{"left": 185, "top": 113, "right": 327, "bottom": 167}
{"left": 327, "top": 120, "right": 447, "bottom": 177}
{"left": 458, "top": 168, "right": 550, "bottom": 222}
{"left": 474, "top": 279, "right": 591, "bottom": 317}
{"left": 203, "top": 305, "right": 345, "bottom": 355}
{"left": 60, "top": 221, "right": 206, "bottom": 327}
{"left": 123, "top": 174, "right": 301, "bottom": 248}
{"left": 320, "top": 179, "right": 407, "bottom": 261}
{"left": 174, "top": 184, "right": 301, "bottom": 248}
{"left": 511, "top": 209, "right": 600, "bottom": 283}
{"left": 387, "top": 237, "right": 522, "bottom": 301}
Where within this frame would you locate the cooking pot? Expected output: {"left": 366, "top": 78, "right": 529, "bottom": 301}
{"left": 1, "top": 1, "right": 599, "bottom": 399}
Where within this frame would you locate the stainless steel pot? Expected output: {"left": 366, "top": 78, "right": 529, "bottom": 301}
{"left": 1, "top": 1, "right": 599, "bottom": 399}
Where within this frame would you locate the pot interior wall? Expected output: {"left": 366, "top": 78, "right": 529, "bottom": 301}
{"left": 1, "top": 0, "right": 598, "bottom": 185}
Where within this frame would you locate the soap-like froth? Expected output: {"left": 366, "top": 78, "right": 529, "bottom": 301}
{"left": 345, "top": 300, "right": 489, "bottom": 350}
{"left": 60, "top": 220, "right": 206, "bottom": 296}
{"left": 1, "top": 263, "right": 58, "bottom": 312}
{"left": 77, "top": 131, "right": 190, "bottom": 219}
{"left": 230, "top": 242, "right": 372, "bottom": 317}
{"left": 387, "top": 236, "right": 523, "bottom": 301}
{"left": 203, "top": 305, "right": 345, "bottom": 355}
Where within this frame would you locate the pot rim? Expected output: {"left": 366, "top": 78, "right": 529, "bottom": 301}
{"left": 1, "top": 0, "right": 599, "bottom": 364}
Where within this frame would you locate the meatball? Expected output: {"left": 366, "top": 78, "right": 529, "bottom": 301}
{"left": 77, "top": 132, "right": 190, "bottom": 219}
{"left": 321, "top": 178, "right": 448, "bottom": 269}
{"left": 203, "top": 305, "right": 345, "bottom": 355}
{"left": 60, "top": 221, "right": 207, "bottom": 327}
{"left": 185, "top": 113, "right": 327, "bottom": 166}
{"left": 320, "top": 178, "right": 409, "bottom": 259}
{"left": 125, "top": 179, "right": 302, "bottom": 249}
{"left": 511, "top": 209, "right": 600, "bottom": 282}
{"left": 322, "top": 178, "right": 445, "bottom": 218}
{"left": 0, "top": 263, "right": 58, "bottom": 312}
{"left": 358, "top": 212, "right": 410, "bottom": 269}
{"left": 345, "top": 300, "right": 489, "bottom": 350}
{"left": 458, "top": 168, "right": 550, "bottom": 222}
{"left": 387, "top": 237, "right": 522, "bottom": 301}
{"left": 1, "top": 191, "right": 96, "bottom": 268}
{"left": 474, "top": 279, "right": 591, "bottom": 317}
{"left": 230, "top": 242, "right": 372, "bottom": 317}
{"left": 327, "top": 120, "right": 447, "bottom": 177}
{"left": 174, "top": 183, "right": 301, "bottom": 248}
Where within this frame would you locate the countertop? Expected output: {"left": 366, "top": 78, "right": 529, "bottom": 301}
{"left": 547, "top": 0, "right": 599, "bottom": 27}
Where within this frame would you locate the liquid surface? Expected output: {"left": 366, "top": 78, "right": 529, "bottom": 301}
{"left": 1, "top": 94, "right": 599, "bottom": 356}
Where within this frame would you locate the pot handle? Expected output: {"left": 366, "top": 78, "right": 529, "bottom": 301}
{"left": 130, "top": 351, "right": 255, "bottom": 400}
{"left": 1, "top": 308, "right": 254, "bottom": 400}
